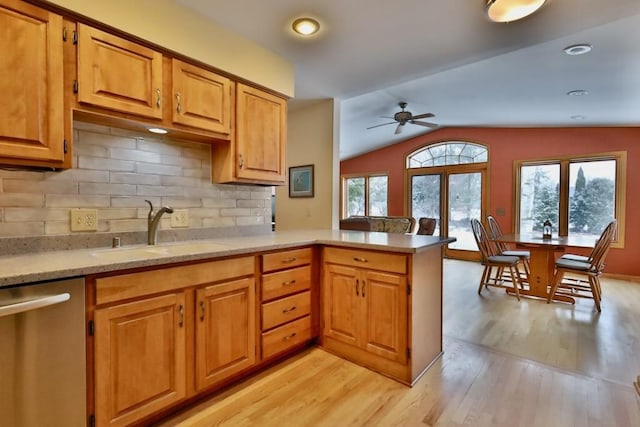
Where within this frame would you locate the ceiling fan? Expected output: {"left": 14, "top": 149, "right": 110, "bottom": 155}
{"left": 367, "top": 102, "right": 438, "bottom": 135}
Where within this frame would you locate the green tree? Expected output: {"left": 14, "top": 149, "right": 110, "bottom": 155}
{"left": 532, "top": 178, "right": 558, "bottom": 232}
{"left": 583, "top": 177, "right": 614, "bottom": 233}
{"left": 570, "top": 167, "right": 588, "bottom": 232}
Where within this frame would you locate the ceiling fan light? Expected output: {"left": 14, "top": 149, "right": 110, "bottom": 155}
{"left": 486, "top": 0, "right": 547, "bottom": 23}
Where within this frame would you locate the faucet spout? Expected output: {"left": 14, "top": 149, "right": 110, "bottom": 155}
{"left": 145, "top": 200, "right": 174, "bottom": 245}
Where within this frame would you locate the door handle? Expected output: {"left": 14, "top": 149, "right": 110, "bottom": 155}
{"left": 355, "top": 279, "right": 359, "bottom": 296}
{"left": 361, "top": 280, "right": 365, "bottom": 298}
{"left": 178, "top": 304, "right": 184, "bottom": 327}
{"left": 200, "top": 300, "right": 205, "bottom": 321}
{"left": 0, "top": 293, "right": 70, "bottom": 318}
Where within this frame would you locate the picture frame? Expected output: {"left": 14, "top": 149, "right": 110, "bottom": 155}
{"left": 289, "top": 164, "right": 314, "bottom": 198}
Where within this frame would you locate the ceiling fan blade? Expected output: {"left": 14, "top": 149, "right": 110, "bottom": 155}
{"left": 409, "top": 112, "right": 435, "bottom": 120}
{"left": 366, "top": 121, "right": 396, "bottom": 130}
{"left": 395, "top": 123, "right": 404, "bottom": 135}
{"left": 410, "top": 120, "right": 438, "bottom": 129}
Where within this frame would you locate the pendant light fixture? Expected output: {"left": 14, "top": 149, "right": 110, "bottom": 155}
{"left": 485, "top": 0, "right": 548, "bottom": 23}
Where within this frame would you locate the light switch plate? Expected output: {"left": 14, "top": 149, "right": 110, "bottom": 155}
{"left": 70, "top": 209, "right": 98, "bottom": 231}
{"left": 170, "top": 209, "right": 189, "bottom": 228}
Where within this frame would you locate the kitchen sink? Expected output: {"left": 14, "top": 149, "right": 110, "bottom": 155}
{"left": 91, "top": 241, "right": 232, "bottom": 261}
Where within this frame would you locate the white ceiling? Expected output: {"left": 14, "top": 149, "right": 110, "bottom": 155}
{"left": 175, "top": 0, "right": 640, "bottom": 159}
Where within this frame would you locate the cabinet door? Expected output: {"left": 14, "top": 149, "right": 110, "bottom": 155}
{"left": 322, "top": 264, "right": 359, "bottom": 346}
{"left": 361, "top": 270, "right": 408, "bottom": 364}
{"left": 235, "top": 83, "right": 286, "bottom": 183}
{"left": 0, "top": 0, "right": 64, "bottom": 163}
{"left": 195, "top": 277, "right": 256, "bottom": 390}
{"left": 94, "top": 293, "right": 186, "bottom": 427}
{"left": 171, "top": 59, "right": 232, "bottom": 134}
{"left": 77, "top": 23, "right": 163, "bottom": 119}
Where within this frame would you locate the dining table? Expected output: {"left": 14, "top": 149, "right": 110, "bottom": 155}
{"left": 497, "top": 233, "right": 596, "bottom": 303}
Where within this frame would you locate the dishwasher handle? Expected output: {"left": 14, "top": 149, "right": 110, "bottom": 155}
{"left": 0, "top": 293, "right": 71, "bottom": 318}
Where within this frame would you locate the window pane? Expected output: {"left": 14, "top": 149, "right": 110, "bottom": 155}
{"left": 368, "top": 176, "right": 388, "bottom": 216}
{"left": 520, "top": 164, "right": 560, "bottom": 234}
{"left": 411, "top": 174, "right": 441, "bottom": 235}
{"left": 346, "top": 177, "right": 365, "bottom": 217}
{"left": 569, "top": 160, "right": 616, "bottom": 239}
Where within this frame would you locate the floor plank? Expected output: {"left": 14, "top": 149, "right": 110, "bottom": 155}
{"left": 158, "top": 260, "right": 640, "bottom": 426}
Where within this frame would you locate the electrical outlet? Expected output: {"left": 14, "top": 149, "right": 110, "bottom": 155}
{"left": 70, "top": 209, "right": 98, "bottom": 232}
{"left": 170, "top": 209, "right": 189, "bottom": 228}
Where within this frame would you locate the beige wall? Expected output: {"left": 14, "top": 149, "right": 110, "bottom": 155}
{"left": 46, "top": 0, "right": 294, "bottom": 97}
{"left": 276, "top": 100, "right": 336, "bottom": 230}
{"left": 0, "top": 122, "right": 271, "bottom": 238}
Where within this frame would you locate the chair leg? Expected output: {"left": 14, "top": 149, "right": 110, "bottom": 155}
{"left": 547, "top": 271, "right": 563, "bottom": 304}
{"left": 479, "top": 266, "right": 489, "bottom": 295}
{"left": 590, "top": 276, "right": 602, "bottom": 312}
{"left": 509, "top": 266, "right": 520, "bottom": 301}
{"left": 514, "top": 264, "right": 525, "bottom": 289}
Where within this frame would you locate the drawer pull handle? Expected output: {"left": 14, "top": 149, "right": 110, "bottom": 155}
{"left": 282, "top": 306, "right": 297, "bottom": 314}
{"left": 178, "top": 304, "right": 184, "bottom": 327}
{"left": 283, "top": 332, "right": 297, "bottom": 341}
{"left": 200, "top": 301, "right": 205, "bottom": 321}
{"left": 282, "top": 257, "right": 297, "bottom": 263}
{"left": 353, "top": 257, "right": 368, "bottom": 263}
{"left": 282, "top": 279, "right": 296, "bottom": 286}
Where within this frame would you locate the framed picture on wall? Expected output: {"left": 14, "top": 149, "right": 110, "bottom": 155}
{"left": 289, "top": 164, "right": 314, "bottom": 198}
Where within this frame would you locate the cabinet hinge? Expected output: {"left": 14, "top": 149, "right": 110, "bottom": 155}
{"left": 62, "top": 27, "right": 67, "bottom": 42}
{"left": 88, "top": 320, "right": 94, "bottom": 336}
{"left": 73, "top": 80, "right": 78, "bottom": 94}
{"left": 89, "top": 414, "right": 95, "bottom": 427}
{"left": 407, "top": 348, "right": 411, "bottom": 359}
{"left": 407, "top": 284, "right": 411, "bottom": 295}
{"left": 63, "top": 139, "right": 68, "bottom": 154}
{"left": 72, "top": 30, "right": 78, "bottom": 45}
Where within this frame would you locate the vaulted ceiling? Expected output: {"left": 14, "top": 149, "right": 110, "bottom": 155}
{"left": 176, "top": 0, "right": 640, "bottom": 159}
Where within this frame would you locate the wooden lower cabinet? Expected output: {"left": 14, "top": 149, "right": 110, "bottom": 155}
{"left": 90, "top": 256, "right": 258, "bottom": 427}
{"left": 195, "top": 277, "right": 255, "bottom": 390}
{"left": 94, "top": 293, "right": 187, "bottom": 427}
{"left": 323, "top": 264, "right": 408, "bottom": 365}
{"left": 322, "top": 246, "right": 443, "bottom": 385}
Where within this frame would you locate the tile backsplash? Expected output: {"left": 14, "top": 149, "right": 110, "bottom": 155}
{"left": 0, "top": 122, "right": 271, "bottom": 250}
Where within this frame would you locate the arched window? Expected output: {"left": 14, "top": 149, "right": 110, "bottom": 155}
{"left": 406, "top": 141, "right": 488, "bottom": 168}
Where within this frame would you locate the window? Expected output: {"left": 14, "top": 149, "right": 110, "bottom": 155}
{"left": 342, "top": 174, "right": 388, "bottom": 218}
{"left": 516, "top": 152, "right": 626, "bottom": 246}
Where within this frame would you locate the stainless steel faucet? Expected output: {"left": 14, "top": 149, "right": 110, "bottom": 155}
{"left": 145, "top": 200, "right": 174, "bottom": 245}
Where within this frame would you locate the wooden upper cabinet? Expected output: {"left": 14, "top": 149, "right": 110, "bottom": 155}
{"left": 171, "top": 59, "right": 232, "bottom": 134}
{"left": 0, "top": 0, "right": 65, "bottom": 165}
{"left": 77, "top": 23, "right": 163, "bottom": 119}
{"left": 235, "top": 83, "right": 286, "bottom": 183}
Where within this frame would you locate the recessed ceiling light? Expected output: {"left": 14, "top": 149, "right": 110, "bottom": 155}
{"left": 563, "top": 44, "right": 592, "bottom": 55}
{"left": 292, "top": 18, "right": 320, "bottom": 36}
{"left": 567, "top": 90, "right": 589, "bottom": 96}
{"left": 571, "top": 115, "right": 586, "bottom": 120}
{"left": 147, "top": 127, "right": 168, "bottom": 134}
{"left": 485, "top": 0, "right": 547, "bottom": 23}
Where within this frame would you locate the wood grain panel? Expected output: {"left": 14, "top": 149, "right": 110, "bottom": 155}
{"left": 262, "top": 290, "right": 311, "bottom": 331}
{"left": 261, "top": 265, "right": 311, "bottom": 301}
{"left": 262, "top": 315, "right": 311, "bottom": 359}
{"left": 262, "top": 247, "right": 312, "bottom": 272}
{"left": 323, "top": 247, "right": 407, "bottom": 274}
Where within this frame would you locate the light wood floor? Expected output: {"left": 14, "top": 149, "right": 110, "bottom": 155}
{"left": 159, "top": 260, "right": 640, "bottom": 426}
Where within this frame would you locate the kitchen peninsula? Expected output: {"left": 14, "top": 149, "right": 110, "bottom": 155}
{"left": 0, "top": 230, "right": 453, "bottom": 426}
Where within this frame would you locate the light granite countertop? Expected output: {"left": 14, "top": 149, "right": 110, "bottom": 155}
{"left": 0, "top": 229, "right": 454, "bottom": 288}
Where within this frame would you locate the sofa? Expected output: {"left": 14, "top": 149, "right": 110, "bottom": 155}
{"left": 339, "top": 215, "right": 416, "bottom": 234}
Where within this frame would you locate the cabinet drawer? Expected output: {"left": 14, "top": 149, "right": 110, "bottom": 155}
{"left": 323, "top": 247, "right": 407, "bottom": 274}
{"left": 262, "top": 248, "right": 312, "bottom": 272}
{"left": 262, "top": 291, "right": 310, "bottom": 331}
{"left": 262, "top": 315, "right": 311, "bottom": 359}
{"left": 262, "top": 265, "right": 311, "bottom": 301}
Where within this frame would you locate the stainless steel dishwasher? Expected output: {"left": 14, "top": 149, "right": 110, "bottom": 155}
{"left": 0, "top": 277, "right": 86, "bottom": 427}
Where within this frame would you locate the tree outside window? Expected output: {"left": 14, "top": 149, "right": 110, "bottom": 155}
{"left": 343, "top": 175, "right": 388, "bottom": 218}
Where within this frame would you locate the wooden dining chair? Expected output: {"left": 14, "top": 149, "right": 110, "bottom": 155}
{"left": 471, "top": 218, "right": 523, "bottom": 300}
{"left": 546, "top": 220, "right": 617, "bottom": 312}
{"left": 486, "top": 215, "right": 530, "bottom": 281}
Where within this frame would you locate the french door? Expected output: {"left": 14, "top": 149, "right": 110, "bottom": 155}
{"left": 408, "top": 164, "right": 487, "bottom": 261}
